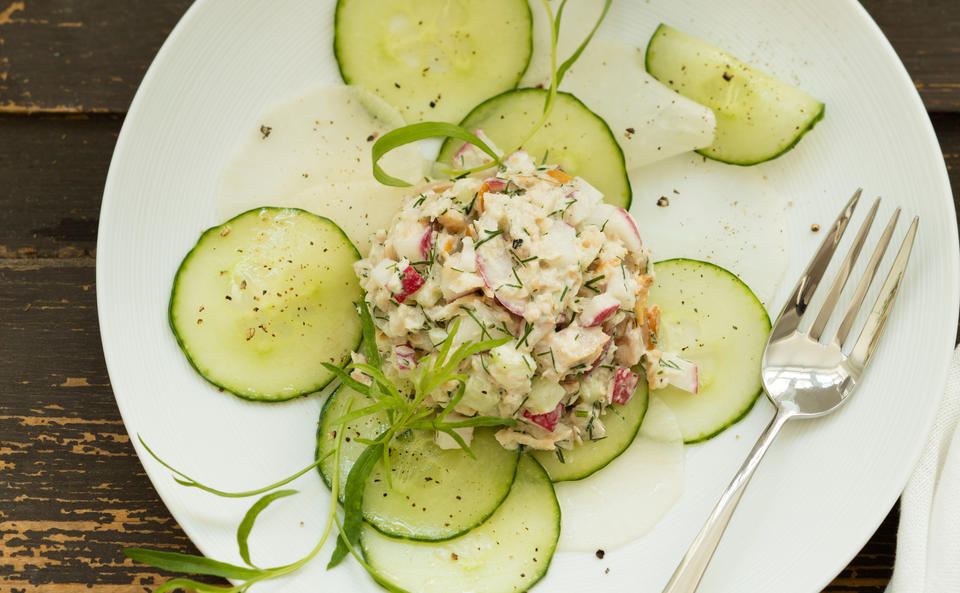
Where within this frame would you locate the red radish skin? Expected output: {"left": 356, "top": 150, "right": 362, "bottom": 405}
{"left": 483, "top": 177, "right": 508, "bottom": 193}
{"left": 395, "top": 344, "right": 417, "bottom": 370}
{"left": 660, "top": 355, "right": 699, "bottom": 393}
{"left": 419, "top": 227, "right": 433, "bottom": 260}
{"left": 611, "top": 367, "right": 639, "bottom": 405}
{"left": 394, "top": 266, "right": 425, "bottom": 303}
{"left": 583, "top": 303, "right": 619, "bottom": 327}
{"left": 523, "top": 402, "right": 564, "bottom": 432}
{"left": 587, "top": 336, "right": 613, "bottom": 374}
{"left": 475, "top": 248, "right": 527, "bottom": 317}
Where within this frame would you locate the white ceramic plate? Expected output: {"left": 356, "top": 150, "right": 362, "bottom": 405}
{"left": 98, "top": 1, "right": 958, "bottom": 592}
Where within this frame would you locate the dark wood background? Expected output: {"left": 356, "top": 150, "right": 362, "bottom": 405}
{"left": 1, "top": 1, "right": 957, "bottom": 591}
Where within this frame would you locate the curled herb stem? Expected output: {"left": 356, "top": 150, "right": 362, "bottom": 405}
{"left": 138, "top": 434, "right": 333, "bottom": 499}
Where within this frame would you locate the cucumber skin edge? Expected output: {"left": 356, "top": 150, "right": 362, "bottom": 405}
{"left": 536, "top": 380, "right": 649, "bottom": 483}
{"left": 315, "top": 388, "right": 524, "bottom": 543}
{"left": 167, "top": 206, "right": 362, "bottom": 403}
{"left": 437, "top": 87, "right": 633, "bottom": 210}
{"left": 694, "top": 103, "right": 825, "bottom": 167}
{"left": 651, "top": 258, "right": 772, "bottom": 444}
{"left": 358, "top": 455, "right": 562, "bottom": 593}
{"left": 644, "top": 23, "right": 825, "bottom": 167}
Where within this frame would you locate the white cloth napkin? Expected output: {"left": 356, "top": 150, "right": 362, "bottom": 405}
{"left": 887, "top": 346, "right": 960, "bottom": 593}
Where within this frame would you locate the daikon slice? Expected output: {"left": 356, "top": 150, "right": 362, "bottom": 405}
{"left": 216, "top": 85, "right": 425, "bottom": 254}
{"left": 555, "top": 395, "right": 684, "bottom": 552}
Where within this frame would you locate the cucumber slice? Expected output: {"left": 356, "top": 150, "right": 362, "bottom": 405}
{"left": 169, "top": 208, "right": 361, "bottom": 401}
{"left": 316, "top": 385, "right": 520, "bottom": 541}
{"left": 646, "top": 259, "right": 771, "bottom": 443}
{"left": 334, "top": 0, "right": 532, "bottom": 124}
{"left": 532, "top": 378, "right": 649, "bottom": 482}
{"left": 645, "top": 24, "right": 824, "bottom": 165}
{"left": 361, "top": 455, "right": 559, "bottom": 593}
{"left": 437, "top": 88, "right": 632, "bottom": 209}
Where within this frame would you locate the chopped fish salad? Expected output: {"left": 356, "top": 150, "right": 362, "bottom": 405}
{"left": 354, "top": 146, "right": 697, "bottom": 451}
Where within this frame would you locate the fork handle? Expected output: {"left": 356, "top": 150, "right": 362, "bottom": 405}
{"left": 661, "top": 405, "right": 795, "bottom": 593}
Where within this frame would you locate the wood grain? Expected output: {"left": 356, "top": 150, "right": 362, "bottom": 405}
{"left": 0, "top": 114, "right": 120, "bottom": 259}
{"left": 0, "top": 0, "right": 192, "bottom": 114}
{"left": 0, "top": 0, "right": 957, "bottom": 112}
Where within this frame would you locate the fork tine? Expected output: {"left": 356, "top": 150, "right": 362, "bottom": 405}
{"left": 771, "top": 189, "right": 862, "bottom": 338}
{"left": 847, "top": 216, "right": 919, "bottom": 369}
{"left": 834, "top": 208, "right": 901, "bottom": 345}
{"left": 808, "top": 198, "right": 881, "bottom": 340}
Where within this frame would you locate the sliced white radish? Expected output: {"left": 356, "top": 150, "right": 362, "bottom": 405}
{"left": 581, "top": 293, "right": 620, "bottom": 327}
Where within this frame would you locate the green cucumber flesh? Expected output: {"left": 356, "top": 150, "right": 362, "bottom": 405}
{"left": 334, "top": 0, "right": 532, "bottom": 124}
{"left": 645, "top": 24, "right": 824, "bottom": 165}
{"left": 361, "top": 455, "right": 559, "bottom": 593}
{"left": 316, "top": 385, "right": 520, "bottom": 541}
{"left": 168, "top": 207, "right": 361, "bottom": 401}
{"left": 647, "top": 259, "right": 771, "bottom": 443}
{"left": 532, "top": 377, "right": 649, "bottom": 482}
{"left": 437, "top": 88, "right": 632, "bottom": 208}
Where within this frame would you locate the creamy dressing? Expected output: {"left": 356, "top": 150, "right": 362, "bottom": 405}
{"left": 556, "top": 396, "right": 684, "bottom": 552}
{"left": 216, "top": 85, "right": 425, "bottom": 254}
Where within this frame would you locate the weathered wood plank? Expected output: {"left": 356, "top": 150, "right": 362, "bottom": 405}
{"left": 0, "top": 0, "right": 192, "bottom": 114}
{"left": 0, "top": 264, "right": 208, "bottom": 589}
{"left": 0, "top": 114, "right": 120, "bottom": 259}
{"left": 860, "top": 0, "right": 960, "bottom": 112}
{"left": 0, "top": 0, "right": 957, "bottom": 112}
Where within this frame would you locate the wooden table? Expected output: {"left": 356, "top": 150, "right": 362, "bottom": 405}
{"left": 1, "top": 1, "right": 957, "bottom": 591}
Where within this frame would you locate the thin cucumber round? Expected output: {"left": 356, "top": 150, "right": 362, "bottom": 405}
{"left": 361, "top": 455, "right": 559, "bottom": 593}
{"left": 646, "top": 259, "right": 771, "bottom": 443}
{"left": 645, "top": 24, "right": 824, "bottom": 165}
{"left": 334, "top": 0, "right": 532, "bottom": 124}
{"left": 437, "top": 88, "right": 632, "bottom": 209}
{"left": 168, "top": 207, "right": 362, "bottom": 401}
{"left": 316, "top": 385, "right": 520, "bottom": 541}
{"left": 532, "top": 378, "right": 649, "bottom": 482}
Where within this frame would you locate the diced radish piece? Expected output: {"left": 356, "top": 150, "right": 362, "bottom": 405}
{"left": 611, "top": 367, "right": 640, "bottom": 405}
{"left": 393, "top": 266, "right": 424, "bottom": 303}
{"left": 607, "top": 207, "right": 643, "bottom": 252}
{"left": 395, "top": 344, "right": 417, "bottom": 371}
{"left": 523, "top": 402, "right": 564, "bottom": 432}
{"left": 588, "top": 205, "right": 643, "bottom": 253}
{"left": 453, "top": 129, "right": 500, "bottom": 169}
{"left": 659, "top": 352, "right": 699, "bottom": 394}
{"left": 587, "top": 336, "right": 613, "bottom": 374}
{"left": 391, "top": 220, "right": 431, "bottom": 263}
{"left": 475, "top": 242, "right": 527, "bottom": 317}
{"left": 483, "top": 177, "right": 508, "bottom": 193}
{"left": 581, "top": 293, "right": 620, "bottom": 327}
{"left": 419, "top": 226, "right": 433, "bottom": 260}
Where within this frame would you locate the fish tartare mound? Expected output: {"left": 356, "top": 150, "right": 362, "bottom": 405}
{"left": 354, "top": 148, "right": 694, "bottom": 451}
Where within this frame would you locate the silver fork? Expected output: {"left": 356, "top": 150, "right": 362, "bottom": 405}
{"left": 661, "top": 189, "right": 920, "bottom": 593}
